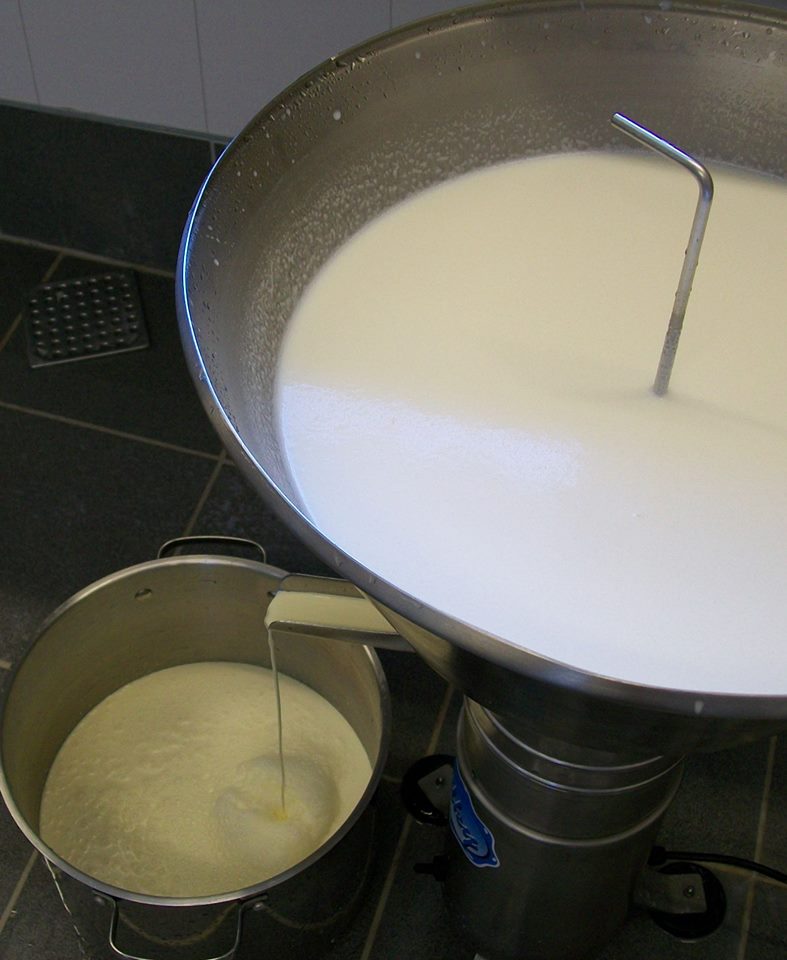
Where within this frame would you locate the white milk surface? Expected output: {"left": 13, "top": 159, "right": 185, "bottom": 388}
{"left": 275, "top": 152, "right": 787, "bottom": 695}
{"left": 40, "top": 662, "right": 371, "bottom": 897}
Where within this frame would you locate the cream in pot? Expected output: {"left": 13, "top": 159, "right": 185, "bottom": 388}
{"left": 40, "top": 661, "right": 372, "bottom": 897}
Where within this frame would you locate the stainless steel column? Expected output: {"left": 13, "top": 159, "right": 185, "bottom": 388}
{"left": 445, "top": 699, "right": 684, "bottom": 960}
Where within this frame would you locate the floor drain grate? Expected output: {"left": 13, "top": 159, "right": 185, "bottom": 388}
{"left": 24, "top": 270, "right": 149, "bottom": 368}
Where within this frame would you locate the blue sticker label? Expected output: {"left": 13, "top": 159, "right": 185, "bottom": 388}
{"left": 449, "top": 760, "right": 500, "bottom": 868}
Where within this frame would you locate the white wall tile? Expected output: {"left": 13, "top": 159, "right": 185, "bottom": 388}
{"left": 20, "top": 0, "right": 207, "bottom": 131}
{"left": 196, "top": 0, "right": 390, "bottom": 138}
{"left": 391, "top": 0, "right": 461, "bottom": 28}
{"left": 0, "top": 0, "right": 38, "bottom": 102}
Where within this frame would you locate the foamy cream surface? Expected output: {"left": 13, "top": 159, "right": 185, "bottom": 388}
{"left": 275, "top": 152, "right": 787, "bottom": 695}
{"left": 40, "top": 662, "right": 371, "bottom": 896}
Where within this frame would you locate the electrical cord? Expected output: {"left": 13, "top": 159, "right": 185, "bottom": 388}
{"left": 650, "top": 845, "right": 787, "bottom": 886}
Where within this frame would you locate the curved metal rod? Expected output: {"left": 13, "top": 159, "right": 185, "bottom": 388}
{"left": 611, "top": 113, "right": 714, "bottom": 396}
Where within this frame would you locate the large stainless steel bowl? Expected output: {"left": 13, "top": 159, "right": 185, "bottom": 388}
{"left": 177, "top": 0, "right": 787, "bottom": 755}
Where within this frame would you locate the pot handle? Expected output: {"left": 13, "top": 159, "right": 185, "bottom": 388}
{"left": 157, "top": 535, "right": 267, "bottom": 563}
{"left": 105, "top": 895, "right": 254, "bottom": 960}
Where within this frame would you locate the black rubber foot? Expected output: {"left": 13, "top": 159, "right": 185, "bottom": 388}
{"left": 649, "top": 862, "right": 727, "bottom": 940}
{"left": 401, "top": 754, "right": 454, "bottom": 826}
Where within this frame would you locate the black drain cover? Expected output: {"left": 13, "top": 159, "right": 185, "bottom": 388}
{"left": 25, "top": 271, "right": 149, "bottom": 368}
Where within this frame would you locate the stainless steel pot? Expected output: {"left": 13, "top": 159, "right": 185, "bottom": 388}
{"left": 176, "top": 0, "right": 787, "bottom": 755}
{"left": 0, "top": 542, "right": 390, "bottom": 960}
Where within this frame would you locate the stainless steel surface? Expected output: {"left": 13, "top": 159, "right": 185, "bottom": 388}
{"left": 176, "top": 0, "right": 787, "bottom": 754}
{"left": 610, "top": 112, "right": 714, "bottom": 396}
{"left": 157, "top": 534, "right": 268, "bottom": 562}
{"left": 103, "top": 890, "right": 248, "bottom": 960}
{"left": 47, "top": 819, "right": 379, "bottom": 960}
{"left": 461, "top": 700, "right": 683, "bottom": 836}
{"left": 269, "top": 574, "right": 409, "bottom": 650}
{"left": 445, "top": 699, "right": 684, "bottom": 960}
{"left": 0, "top": 552, "right": 390, "bottom": 956}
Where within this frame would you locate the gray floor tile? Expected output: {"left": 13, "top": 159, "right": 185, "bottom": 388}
{"left": 321, "top": 780, "right": 409, "bottom": 960}
{"left": 0, "top": 406, "right": 215, "bottom": 664}
{"left": 0, "top": 258, "right": 220, "bottom": 453}
{"left": 0, "top": 242, "right": 56, "bottom": 336}
{"left": 0, "top": 804, "right": 36, "bottom": 918}
{"left": 655, "top": 738, "right": 771, "bottom": 858}
{"left": 760, "top": 735, "right": 787, "bottom": 873}
{"left": 0, "top": 857, "right": 83, "bottom": 960}
{"left": 745, "top": 880, "right": 787, "bottom": 960}
{"left": 0, "top": 105, "right": 211, "bottom": 271}
{"left": 367, "top": 817, "right": 473, "bottom": 960}
{"left": 377, "top": 649, "right": 450, "bottom": 781}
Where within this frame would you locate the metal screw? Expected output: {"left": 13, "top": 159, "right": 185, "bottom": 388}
{"left": 683, "top": 885, "right": 696, "bottom": 898}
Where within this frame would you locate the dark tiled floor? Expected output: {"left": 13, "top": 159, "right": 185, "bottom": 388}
{"left": 0, "top": 406, "right": 216, "bottom": 663}
{"left": 0, "top": 811, "right": 35, "bottom": 915}
{"left": 0, "top": 256, "right": 221, "bottom": 453}
{"left": 657, "top": 740, "right": 772, "bottom": 856}
{"left": 0, "top": 237, "right": 785, "bottom": 960}
{"left": 0, "top": 859, "right": 83, "bottom": 960}
{"left": 747, "top": 882, "right": 787, "bottom": 960}
{"left": 762, "top": 737, "right": 787, "bottom": 872}
{"left": 0, "top": 242, "right": 54, "bottom": 326}
{"left": 0, "top": 106, "right": 213, "bottom": 271}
